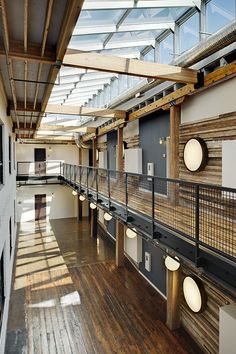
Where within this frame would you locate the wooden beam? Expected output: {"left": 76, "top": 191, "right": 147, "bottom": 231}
{"left": 63, "top": 51, "right": 198, "bottom": 84}
{"left": 13, "top": 123, "right": 37, "bottom": 130}
{"left": 31, "top": 0, "right": 54, "bottom": 135}
{"left": 166, "top": 268, "right": 181, "bottom": 331}
{"left": 0, "top": 40, "right": 56, "bottom": 64}
{"left": 39, "top": 125, "right": 96, "bottom": 133}
{"left": 82, "top": 60, "right": 236, "bottom": 142}
{"left": 9, "top": 101, "right": 42, "bottom": 113}
{"left": 36, "top": 0, "right": 85, "bottom": 135}
{"left": 35, "top": 135, "right": 74, "bottom": 141}
{"left": 45, "top": 104, "right": 126, "bottom": 119}
{"left": 129, "top": 84, "right": 195, "bottom": 121}
{"left": 23, "top": 0, "right": 28, "bottom": 116}
{"left": 0, "top": 0, "right": 19, "bottom": 127}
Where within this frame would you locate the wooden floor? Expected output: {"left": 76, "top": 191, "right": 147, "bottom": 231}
{"left": 6, "top": 218, "right": 202, "bottom": 354}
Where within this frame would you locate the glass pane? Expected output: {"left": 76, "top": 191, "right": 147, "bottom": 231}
{"left": 159, "top": 34, "right": 174, "bottom": 64}
{"left": 144, "top": 48, "right": 155, "bottom": 62}
{"left": 77, "top": 9, "right": 125, "bottom": 26}
{"left": 180, "top": 12, "right": 199, "bottom": 54}
{"left": 206, "top": 0, "right": 235, "bottom": 34}
{"left": 123, "top": 7, "right": 190, "bottom": 24}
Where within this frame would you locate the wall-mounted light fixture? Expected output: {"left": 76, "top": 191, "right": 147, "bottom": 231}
{"left": 79, "top": 195, "right": 85, "bottom": 201}
{"left": 159, "top": 137, "right": 167, "bottom": 145}
{"left": 72, "top": 190, "right": 78, "bottom": 196}
{"left": 183, "top": 138, "right": 208, "bottom": 172}
{"left": 183, "top": 276, "right": 207, "bottom": 313}
{"left": 126, "top": 227, "right": 137, "bottom": 239}
{"left": 90, "top": 202, "right": 97, "bottom": 210}
{"left": 104, "top": 212, "right": 112, "bottom": 221}
{"left": 165, "top": 255, "right": 180, "bottom": 271}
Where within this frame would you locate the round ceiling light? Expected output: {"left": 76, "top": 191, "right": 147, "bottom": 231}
{"left": 90, "top": 202, "right": 97, "bottom": 210}
{"left": 183, "top": 276, "right": 206, "bottom": 313}
{"left": 79, "top": 195, "right": 85, "bottom": 201}
{"left": 126, "top": 227, "right": 137, "bottom": 239}
{"left": 72, "top": 190, "right": 78, "bottom": 196}
{"left": 183, "top": 138, "right": 208, "bottom": 172}
{"left": 165, "top": 256, "right": 180, "bottom": 271}
{"left": 104, "top": 212, "right": 112, "bottom": 221}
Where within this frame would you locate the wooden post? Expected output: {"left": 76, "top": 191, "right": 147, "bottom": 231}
{"left": 91, "top": 138, "right": 97, "bottom": 238}
{"left": 169, "top": 105, "right": 180, "bottom": 205}
{"left": 166, "top": 268, "right": 181, "bottom": 330}
{"left": 77, "top": 147, "right": 83, "bottom": 221}
{"left": 169, "top": 105, "right": 180, "bottom": 179}
{"left": 116, "top": 126, "right": 125, "bottom": 267}
{"left": 77, "top": 195, "right": 82, "bottom": 221}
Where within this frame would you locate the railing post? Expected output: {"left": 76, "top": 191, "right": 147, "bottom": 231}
{"left": 73, "top": 165, "right": 76, "bottom": 183}
{"left": 108, "top": 169, "right": 111, "bottom": 209}
{"left": 79, "top": 166, "right": 82, "bottom": 189}
{"left": 86, "top": 167, "right": 89, "bottom": 195}
{"left": 96, "top": 168, "right": 98, "bottom": 201}
{"left": 152, "top": 176, "right": 155, "bottom": 236}
{"left": 125, "top": 172, "right": 128, "bottom": 219}
{"left": 195, "top": 184, "right": 200, "bottom": 266}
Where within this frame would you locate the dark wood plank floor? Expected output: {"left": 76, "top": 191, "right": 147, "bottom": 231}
{"left": 6, "top": 218, "right": 202, "bottom": 354}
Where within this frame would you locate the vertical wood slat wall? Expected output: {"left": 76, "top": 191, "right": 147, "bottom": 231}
{"left": 179, "top": 111, "right": 236, "bottom": 185}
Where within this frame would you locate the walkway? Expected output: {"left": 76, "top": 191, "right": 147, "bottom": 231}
{"left": 6, "top": 218, "right": 202, "bottom": 354}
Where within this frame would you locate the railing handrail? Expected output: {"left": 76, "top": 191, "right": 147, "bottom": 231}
{"left": 59, "top": 162, "right": 236, "bottom": 194}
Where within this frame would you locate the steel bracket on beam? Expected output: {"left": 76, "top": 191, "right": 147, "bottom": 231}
{"left": 194, "top": 71, "right": 204, "bottom": 89}
{"left": 55, "top": 60, "right": 62, "bottom": 69}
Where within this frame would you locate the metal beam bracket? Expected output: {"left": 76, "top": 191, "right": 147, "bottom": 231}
{"left": 55, "top": 60, "right": 62, "bottom": 69}
{"left": 194, "top": 71, "right": 204, "bottom": 89}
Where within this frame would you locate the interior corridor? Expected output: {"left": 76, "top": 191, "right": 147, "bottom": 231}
{"left": 5, "top": 218, "right": 202, "bottom": 354}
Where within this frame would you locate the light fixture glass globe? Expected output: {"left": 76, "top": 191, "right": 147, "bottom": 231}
{"left": 90, "top": 202, "right": 97, "bottom": 210}
{"left": 183, "top": 276, "right": 203, "bottom": 313}
{"left": 126, "top": 227, "right": 137, "bottom": 239}
{"left": 79, "top": 195, "right": 85, "bottom": 201}
{"left": 165, "top": 256, "right": 180, "bottom": 271}
{"left": 104, "top": 212, "right": 112, "bottom": 221}
{"left": 72, "top": 190, "right": 77, "bottom": 196}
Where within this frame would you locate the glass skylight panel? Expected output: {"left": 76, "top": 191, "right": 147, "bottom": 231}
{"left": 122, "top": 7, "right": 189, "bottom": 24}
{"left": 206, "top": 0, "right": 235, "bottom": 34}
{"left": 77, "top": 9, "right": 125, "bottom": 26}
{"left": 159, "top": 33, "right": 174, "bottom": 64}
{"left": 143, "top": 48, "right": 155, "bottom": 62}
{"left": 180, "top": 12, "right": 199, "bottom": 54}
{"left": 110, "top": 30, "right": 161, "bottom": 42}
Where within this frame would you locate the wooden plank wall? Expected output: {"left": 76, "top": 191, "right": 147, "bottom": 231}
{"left": 179, "top": 111, "right": 236, "bottom": 184}
{"left": 179, "top": 110, "right": 236, "bottom": 353}
{"left": 181, "top": 267, "right": 235, "bottom": 354}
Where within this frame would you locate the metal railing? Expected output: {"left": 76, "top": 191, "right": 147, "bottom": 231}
{"left": 61, "top": 163, "right": 236, "bottom": 268}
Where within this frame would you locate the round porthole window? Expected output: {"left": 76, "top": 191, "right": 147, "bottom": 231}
{"left": 183, "top": 276, "right": 207, "bottom": 313}
{"left": 183, "top": 138, "right": 208, "bottom": 172}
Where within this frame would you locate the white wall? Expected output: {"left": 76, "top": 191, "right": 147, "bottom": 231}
{"left": 17, "top": 185, "right": 77, "bottom": 222}
{"left": 181, "top": 77, "right": 236, "bottom": 124}
{"left": 0, "top": 78, "right": 17, "bottom": 353}
{"left": 16, "top": 142, "right": 79, "bottom": 165}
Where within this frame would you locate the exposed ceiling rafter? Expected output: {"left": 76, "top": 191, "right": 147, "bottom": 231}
{"left": 63, "top": 51, "right": 198, "bottom": 84}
